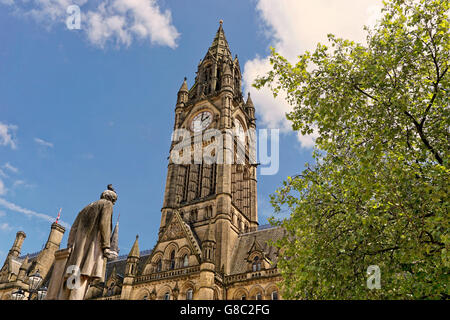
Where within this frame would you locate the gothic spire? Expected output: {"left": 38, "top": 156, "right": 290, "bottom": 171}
{"left": 206, "top": 20, "right": 232, "bottom": 61}
{"left": 246, "top": 92, "right": 254, "bottom": 107}
{"left": 110, "top": 215, "right": 120, "bottom": 257}
{"left": 179, "top": 77, "right": 188, "bottom": 92}
{"left": 128, "top": 235, "right": 140, "bottom": 258}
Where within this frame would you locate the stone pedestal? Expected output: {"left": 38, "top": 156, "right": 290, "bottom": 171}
{"left": 45, "top": 247, "right": 71, "bottom": 300}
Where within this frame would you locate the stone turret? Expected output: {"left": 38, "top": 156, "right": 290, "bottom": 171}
{"left": 30, "top": 222, "right": 65, "bottom": 280}
{"left": 8, "top": 231, "right": 26, "bottom": 259}
{"left": 176, "top": 77, "right": 189, "bottom": 106}
{"left": 198, "top": 222, "right": 216, "bottom": 299}
{"left": 120, "top": 235, "right": 140, "bottom": 300}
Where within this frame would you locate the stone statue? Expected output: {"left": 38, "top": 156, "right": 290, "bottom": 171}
{"left": 46, "top": 185, "right": 118, "bottom": 300}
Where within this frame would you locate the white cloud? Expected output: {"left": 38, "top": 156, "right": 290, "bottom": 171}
{"left": 0, "top": 179, "right": 6, "bottom": 196}
{"left": 0, "top": 0, "right": 14, "bottom": 5}
{"left": 1, "top": 0, "right": 180, "bottom": 49}
{"left": 0, "top": 222, "right": 12, "bottom": 232}
{"left": 86, "top": 0, "right": 180, "bottom": 48}
{"left": 0, "top": 122, "right": 18, "bottom": 149}
{"left": 3, "top": 162, "right": 19, "bottom": 174}
{"left": 0, "top": 198, "right": 70, "bottom": 229}
{"left": 0, "top": 169, "right": 7, "bottom": 178}
{"left": 34, "top": 137, "right": 54, "bottom": 148}
{"left": 243, "top": 0, "right": 384, "bottom": 149}
{"left": 12, "top": 180, "right": 34, "bottom": 189}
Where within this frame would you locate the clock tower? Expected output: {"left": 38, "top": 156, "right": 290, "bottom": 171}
{"left": 160, "top": 21, "right": 258, "bottom": 274}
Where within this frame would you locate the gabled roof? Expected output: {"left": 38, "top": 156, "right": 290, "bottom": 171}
{"left": 159, "top": 210, "right": 202, "bottom": 259}
{"left": 229, "top": 226, "right": 285, "bottom": 275}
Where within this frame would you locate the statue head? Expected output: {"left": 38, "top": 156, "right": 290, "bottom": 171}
{"left": 100, "top": 185, "right": 118, "bottom": 205}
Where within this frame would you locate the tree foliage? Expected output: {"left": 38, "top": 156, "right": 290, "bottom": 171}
{"left": 254, "top": 0, "right": 449, "bottom": 299}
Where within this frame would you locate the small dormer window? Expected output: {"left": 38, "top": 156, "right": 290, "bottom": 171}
{"left": 252, "top": 256, "right": 261, "bottom": 272}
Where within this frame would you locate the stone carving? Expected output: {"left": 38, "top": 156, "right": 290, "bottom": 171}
{"left": 161, "top": 218, "right": 185, "bottom": 242}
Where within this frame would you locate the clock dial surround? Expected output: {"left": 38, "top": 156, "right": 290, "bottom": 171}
{"left": 190, "top": 110, "right": 213, "bottom": 132}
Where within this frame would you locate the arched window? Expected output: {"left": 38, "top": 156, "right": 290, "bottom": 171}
{"left": 156, "top": 259, "right": 162, "bottom": 272}
{"left": 255, "top": 292, "right": 262, "bottom": 300}
{"left": 241, "top": 294, "right": 246, "bottom": 300}
{"left": 164, "top": 292, "right": 170, "bottom": 300}
{"left": 170, "top": 250, "right": 176, "bottom": 270}
{"left": 271, "top": 291, "right": 279, "bottom": 300}
{"left": 183, "top": 254, "right": 189, "bottom": 267}
{"left": 186, "top": 289, "right": 193, "bottom": 300}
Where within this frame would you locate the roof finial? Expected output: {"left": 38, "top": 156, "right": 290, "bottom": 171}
{"left": 219, "top": 19, "right": 223, "bottom": 26}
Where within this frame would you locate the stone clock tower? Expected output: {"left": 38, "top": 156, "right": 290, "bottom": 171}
{"left": 160, "top": 20, "right": 258, "bottom": 276}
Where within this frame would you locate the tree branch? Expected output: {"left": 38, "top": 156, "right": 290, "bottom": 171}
{"left": 404, "top": 110, "right": 443, "bottom": 165}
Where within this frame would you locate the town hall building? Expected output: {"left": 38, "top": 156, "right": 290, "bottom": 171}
{"left": 0, "top": 21, "right": 284, "bottom": 300}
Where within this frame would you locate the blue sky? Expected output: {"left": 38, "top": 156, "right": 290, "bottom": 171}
{"left": 0, "top": 0, "right": 382, "bottom": 260}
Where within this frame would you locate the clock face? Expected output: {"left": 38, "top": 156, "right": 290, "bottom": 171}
{"left": 191, "top": 110, "right": 213, "bottom": 132}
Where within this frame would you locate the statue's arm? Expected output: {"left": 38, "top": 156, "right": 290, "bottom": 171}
{"left": 99, "top": 201, "right": 113, "bottom": 250}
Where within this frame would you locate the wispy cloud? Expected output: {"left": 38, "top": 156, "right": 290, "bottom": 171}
{"left": 0, "top": 169, "right": 7, "bottom": 178}
{"left": 12, "top": 180, "right": 34, "bottom": 189}
{"left": 0, "top": 122, "right": 18, "bottom": 149}
{"left": 0, "top": 198, "right": 70, "bottom": 229}
{"left": 3, "top": 162, "right": 19, "bottom": 174}
{"left": 34, "top": 137, "right": 54, "bottom": 148}
{"left": 0, "top": 222, "right": 12, "bottom": 232}
{"left": 1, "top": 0, "right": 180, "bottom": 49}
{"left": 0, "top": 179, "right": 7, "bottom": 196}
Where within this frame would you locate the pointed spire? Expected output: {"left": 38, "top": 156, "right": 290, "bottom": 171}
{"left": 128, "top": 235, "right": 140, "bottom": 258}
{"left": 179, "top": 77, "right": 188, "bottom": 92}
{"left": 246, "top": 92, "right": 254, "bottom": 107}
{"left": 110, "top": 215, "right": 120, "bottom": 257}
{"left": 110, "top": 265, "right": 117, "bottom": 278}
{"left": 207, "top": 20, "right": 232, "bottom": 60}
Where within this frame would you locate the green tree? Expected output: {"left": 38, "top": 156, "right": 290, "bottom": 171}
{"left": 254, "top": 0, "right": 449, "bottom": 299}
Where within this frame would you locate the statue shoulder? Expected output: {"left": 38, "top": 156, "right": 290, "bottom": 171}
{"left": 98, "top": 198, "right": 113, "bottom": 208}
